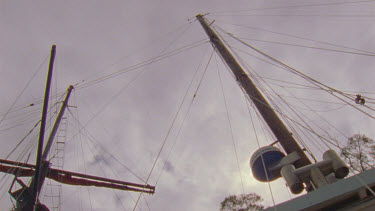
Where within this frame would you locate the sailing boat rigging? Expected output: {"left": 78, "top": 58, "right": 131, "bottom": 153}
{"left": 196, "top": 14, "right": 375, "bottom": 209}
{"left": 1, "top": 2, "right": 375, "bottom": 210}
{"left": 0, "top": 46, "right": 155, "bottom": 210}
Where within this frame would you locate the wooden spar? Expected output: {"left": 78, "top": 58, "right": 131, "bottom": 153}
{"left": 0, "top": 160, "right": 155, "bottom": 194}
{"left": 41, "top": 85, "right": 74, "bottom": 161}
{"left": 33, "top": 44, "right": 56, "bottom": 208}
{"left": 196, "top": 14, "right": 311, "bottom": 168}
{"left": 2, "top": 45, "right": 157, "bottom": 210}
{"left": 31, "top": 85, "right": 74, "bottom": 194}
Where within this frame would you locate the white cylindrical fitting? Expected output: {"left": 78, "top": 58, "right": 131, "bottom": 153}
{"left": 310, "top": 167, "right": 328, "bottom": 188}
{"left": 281, "top": 164, "right": 304, "bottom": 194}
{"left": 323, "top": 150, "right": 349, "bottom": 179}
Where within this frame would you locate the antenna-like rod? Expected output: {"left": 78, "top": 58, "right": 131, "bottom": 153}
{"left": 196, "top": 14, "right": 311, "bottom": 168}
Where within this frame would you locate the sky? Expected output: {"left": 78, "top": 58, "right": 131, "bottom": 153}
{"left": 1, "top": 0, "right": 375, "bottom": 210}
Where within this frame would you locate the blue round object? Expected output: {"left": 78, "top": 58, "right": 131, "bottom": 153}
{"left": 250, "top": 146, "right": 285, "bottom": 182}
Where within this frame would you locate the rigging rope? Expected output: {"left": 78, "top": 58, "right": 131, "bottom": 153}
{"left": 62, "top": 108, "right": 146, "bottom": 183}
{"left": 216, "top": 54, "right": 245, "bottom": 194}
{"left": 222, "top": 24, "right": 375, "bottom": 55}
{"left": 209, "top": 0, "right": 375, "bottom": 14}
{"left": 236, "top": 37, "right": 375, "bottom": 57}
{"left": 246, "top": 97, "right": 276, "bottom": 206}
{"left": 155, "top": 45, "right": 211, "bottom": 186}
{"left": 223, "top": 31, "right": 375, "bottom": 119}
{"left": 0, "top": 55, "right": 49, "bottom": 127}
{"left": 133, "top": 49, "right": 215, "bottom": 211}
{"left": 213, "top": 14, "right": 375, "bottom": 18}
{"left": 215, "top": 27, "right": 319, "bottom": 160}
{"left": 75, "top": 39, "right": 208, "bottom": 91}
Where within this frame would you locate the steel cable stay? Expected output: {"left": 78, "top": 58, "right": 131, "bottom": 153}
{"left": 217, "top": 36, "right": 375, "bottom": 102}
{"left": 40, "top": 25, "right": 209, "bottom": 207}
{"left": 284, "top": 115, "right": 375, "bottom": 170}
{"left": 76, "top": 119, "right": 94, "bottom": 211}
{"left": 76, "top": 21, "right": 194, "bottom": 89}
{"left": 0, "top": 134, "right": 38, "bottom": 204}
{"left": 282, "top": 88, "right": 350, "bottom": 141}
{"left": 0, "top": 96, "right": 64, "bottom": 207}
{"left": 263, "top": 84, "right": 350, "bottom": 109}
{"left": 220, "top": 30, "right": 334, "bottom": 183}
{"left": 220, "top": 30, "right": 375, "bottom": 119}
{"left": 223, "top": 36, "right": 320, "bottom": 158}
{"left": 0, "top": 108, "right": 41, "bottom": 124}
{"left": 60, "top": 108, "right": 146, "bottom": 184}
{"left": 232, "top": 37, "right": 375, "bottom": 57}
{"left": 251, "top": 77, "right": 324, "bottom": 159}
{"left": 267, "top": 92, "right": 349, "bottom": 107}
{"left": 266, "top": 86, "right": 332, "bottom": 151}
{"left": 0, "top": 54, "right": 49, "bottom": 127}
{"left": 154, "top": 45, "right": 211, "bottom": 186}
{"left": 75, "top": 25, "right": 205, "bottom": 90}
{"left": 0, "top": 41, "right": 208, "bottom": 121}
{"left": 249, "top": 89, "right": 365, "bottom": 167}
{"left": 222, "top": 40, "right": 326, "bottom": 173}
{"left": 212, "top": 28, "right": 317, "bottom": 161}
{"left": 133, "top": 48, "right": 216, "bottom": 211}
{"left": 214, "top": 25, "right": 367, "bottom": 103}
{"left": 75, "top": 39, "right": 209, "bottom": 91}
{"left": 4, "top": 121, "right": 40, "bottom": 160}
{"left": 227, "top": 46, "right": 375, "bottom": 105}
{"left": 78, "top": 127, "right": 127, "bottom": 210}
{"left": 208, "top": 0, "right": 375, "bottom": 15}
{"left": 274, "top": 99, "right": 332, "bottom": 153}
{"left": 132, "top": 47, "right": 215, "bottom": 211}
{"left": 4, "top": 92, "right": 68, "bottom": 116}
{"left": 70, "top": 37, "right": 209, "bottom": 143}
{"left": 1, "top": 86, "right": 155, "bottom": 210}
{"left": 228, "top": 47, "right": 375, "bottom": 111}
{"left": 256, "top": 77, "right": 331, "bottom": 91}
{"left": 280, "top": 102, "right": 348, "bottom": 113}
{"left": 216, "top": 53, "right": 245, "bottom": 194}
{"left": 0, "top": 99, "right": 63, "bottom": 134}
{"left": 269, "top": 97, "right": 327, "bottom": 157}
{"left": 0, "top": 90, "right": 66, "bottom": 132}
{"left": 233, "top": 45, "right": 350, "bottom": 157}
{"left": 2, "top": 96, "right": 65, "bottom": 162}
{"left": 56, "top": 106, "right": 145, "bottom": 190}
{"left": 246, "top": 97, "right": 277, "bottom": 206}
{"left": 52, "top": 93, "right": 156, "bottom": 208}
{"left": 212, "top": 14, "right": 375, "bottom": 18}
{"left": 237, "top": 50, "right": 324, "bottom": 160}
{"left": 211, "top": 22, "right": 375, "bottom": 55}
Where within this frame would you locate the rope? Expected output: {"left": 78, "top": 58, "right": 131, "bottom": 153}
{"left": 63, "top": 108, "right": 146, "bottom": 183}
{"left": 0, "top": 55, "right": 49, "bottom": 126}
{"left": 225, "top": 32, "right": 375, "bottom": 119}
{"left": 216, "top": 54, "right": 245, "bottom": 194}
{"left": 132, "top": 46, "right": 215, "bottom": 211}
{"left": 236, "top": 37, "right": 375, "bottom": 57}
{"left": 219, "top": 23, "right": 375, "bottom": 55}
{"left": 209, "top": 0, "right": 375, "bottom": 14}
{"left": 246, "top": 98, "right": 276, "bottom": 206}
{"left": 155, "top": 45, "right": 211, "bottom": 186}
{"left": 75, "top": 39, "right": 208, "bottom": 91}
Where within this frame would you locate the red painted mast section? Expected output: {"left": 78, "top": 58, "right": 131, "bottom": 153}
{"left": 0, "top": 159, "right": 155, "bottom": 194}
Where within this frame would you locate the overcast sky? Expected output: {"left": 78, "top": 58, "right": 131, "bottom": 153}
{"left": 1, "top": 1, "right": 375, "bottom": 210}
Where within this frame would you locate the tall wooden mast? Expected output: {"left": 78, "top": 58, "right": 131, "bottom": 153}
{"left": 196, "top": 14, "right": 311, "bottom": 168}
